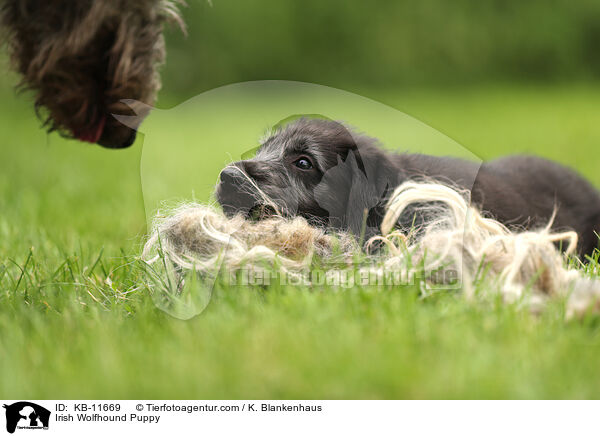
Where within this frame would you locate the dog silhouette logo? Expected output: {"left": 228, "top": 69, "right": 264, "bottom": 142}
{"left": 3, "top": 402, "right": 50, "bottom": 434}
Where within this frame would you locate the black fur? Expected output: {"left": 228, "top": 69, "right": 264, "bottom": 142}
{"left": 215, "top": 118, "right": 600, "bottom": 256}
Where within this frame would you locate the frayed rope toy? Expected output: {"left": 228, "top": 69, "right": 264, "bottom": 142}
{"left": 143, "top": 182, "right": 600, "bottom": 319}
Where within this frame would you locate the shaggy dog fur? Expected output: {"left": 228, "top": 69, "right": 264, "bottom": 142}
{"left": 216, "top": 118, "right": 600, "bottom": 257}
{"left": 0, "top": 0, "right": 184, "bottom": 148}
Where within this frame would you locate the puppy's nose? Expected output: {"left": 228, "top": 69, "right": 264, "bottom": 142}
{"left": 220, "top": 167, "right": 241, "bottom": 183}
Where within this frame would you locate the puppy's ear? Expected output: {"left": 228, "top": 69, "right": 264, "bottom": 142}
{"left": 314, "top": 151, "right": 382, "bottom": 236}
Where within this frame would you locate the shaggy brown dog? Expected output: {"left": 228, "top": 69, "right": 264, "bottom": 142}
{"left": 0, "top": 0, "right": 184, "bottom": 148}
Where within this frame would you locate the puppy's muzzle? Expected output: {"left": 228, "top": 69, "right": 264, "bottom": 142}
{"left": 216, "top": 167, "right": 261, "bottom": 218}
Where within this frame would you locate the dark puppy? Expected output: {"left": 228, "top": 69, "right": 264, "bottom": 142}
{"left": 215, "top": 118, "right": 600, "bottom": 256}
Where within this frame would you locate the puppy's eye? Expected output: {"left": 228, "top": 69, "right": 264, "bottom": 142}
{"left": 294, "top": 157, "right": 313, "bottom": 170}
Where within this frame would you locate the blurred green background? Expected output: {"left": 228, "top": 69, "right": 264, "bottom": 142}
{"left": 160, "top": 0, "right": 600, "bottom": 101}
{"left": 2, "top": 0, "right": 600, "bottom": 399}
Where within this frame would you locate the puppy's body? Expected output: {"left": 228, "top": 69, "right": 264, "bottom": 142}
{"left": 216, "top": 118, "right": 600, "bottom": 256}
{"left": 398, "top": 153, "right": 600, "bottom": 255}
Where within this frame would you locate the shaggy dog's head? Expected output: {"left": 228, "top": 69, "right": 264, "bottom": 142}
{"left": 215, "top": 118, "right": 400, "bottom": 237}
{"left": 0, "top": 0, "right": 184, "bottom": 148}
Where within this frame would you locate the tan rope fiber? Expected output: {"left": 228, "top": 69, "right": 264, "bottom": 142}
{"left": 143, "top": 182, "right": 600, "bottom": 319}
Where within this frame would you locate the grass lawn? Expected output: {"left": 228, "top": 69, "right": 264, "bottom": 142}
{"left": 1, "top": 76, "right": 600, "bottom": 399}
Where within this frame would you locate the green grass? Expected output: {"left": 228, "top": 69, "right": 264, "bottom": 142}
{"left": 2, "top": 76, "right": 600, "bottom": 398}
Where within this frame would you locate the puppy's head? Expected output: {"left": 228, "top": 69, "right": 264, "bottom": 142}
{"left": 215, "top": 118, "right": 394, "bottom": 236}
